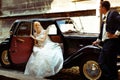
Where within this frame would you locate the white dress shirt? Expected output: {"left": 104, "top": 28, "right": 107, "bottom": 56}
{"left": 102, "top": 11, "right": 109, "bottom": 41}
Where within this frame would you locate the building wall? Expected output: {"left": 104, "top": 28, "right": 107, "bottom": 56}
{"left": 0, "top": 0, "right": 53, "bottom": 37}
{"left": 1, "top": 0, "right": 53, "bottom": 16}
{"left": 0, "top": 0, "right": 120, "bottom": 38}
{"left": 0, "top": 0, "right": 2, "bottom": 15}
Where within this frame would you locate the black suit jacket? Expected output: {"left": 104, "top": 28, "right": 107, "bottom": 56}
{"left": 98, "top": 10, "right": 120, "bottom": 40}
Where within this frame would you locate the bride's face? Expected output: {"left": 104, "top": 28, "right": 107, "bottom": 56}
{"left": 34, "top": 22, "right": 42, "bottom": 34}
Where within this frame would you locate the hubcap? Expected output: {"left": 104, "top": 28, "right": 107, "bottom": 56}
{"left": 2, "top": 50, "right": 10, "bottom": 65}
{"left": 83, "top": 60, "right": 102, "bottom": 80}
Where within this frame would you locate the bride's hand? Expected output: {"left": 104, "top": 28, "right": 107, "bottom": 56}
{"left": 30, "top": 34, "right": 35, "bottom": 39}
{"left": 30, "top": 34, "right": 33, "bottom": 37}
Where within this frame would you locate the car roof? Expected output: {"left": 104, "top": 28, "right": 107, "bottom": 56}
{"left": 15, "top": 17, "right": 71, "bottom": 22}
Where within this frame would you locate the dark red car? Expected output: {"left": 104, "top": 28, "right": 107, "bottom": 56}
{"left": 0, "top": 17, "right": 102, "bottom": 79}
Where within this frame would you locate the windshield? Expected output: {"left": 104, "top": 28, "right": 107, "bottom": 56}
{"left": 57, "top": 19, "right": 79, "bottom": 34}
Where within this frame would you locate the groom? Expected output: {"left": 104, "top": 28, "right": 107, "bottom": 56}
{"left": 93, "top": 1, "right": 120, "bottom": 80}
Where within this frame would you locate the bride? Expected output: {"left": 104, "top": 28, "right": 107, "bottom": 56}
{"left": 24, "top": 21, "right": 63, "bottom": 78}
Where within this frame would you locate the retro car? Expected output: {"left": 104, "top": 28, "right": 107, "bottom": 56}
{"left": 0, "top": 17, "right": 102, "bottom": 79}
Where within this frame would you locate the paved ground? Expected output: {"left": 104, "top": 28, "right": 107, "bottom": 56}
{"left": 0, "top": 66, "right": 80, "bottom": 80}
{"left": 0, "top": 65, "right": 120, "bottom": 80}
{"left": 0, "top": 66, "right": 47, "bottom": 80}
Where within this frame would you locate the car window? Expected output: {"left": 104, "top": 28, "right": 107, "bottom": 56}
{"left": 16, "top": 22, "right": 31, "bottom": 36}
{"left": 47, "top": 24, "right": 57, "bottom": 35}
{"left": 60, "top": 24, "right": 76, "bottom": 32}
{"left": 57, "top": 19, "right": 77, "bottom": 34}
{"left": 10, "top": 22, "right": 19, "bottom": 35}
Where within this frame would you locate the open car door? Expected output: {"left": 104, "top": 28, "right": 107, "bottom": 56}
{"left": 9, "top": 22, "right": 34, "bottom": 64}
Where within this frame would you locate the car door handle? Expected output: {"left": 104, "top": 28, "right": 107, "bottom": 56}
{"left": 17, "top": 38, "right": 24, "bottom": 43}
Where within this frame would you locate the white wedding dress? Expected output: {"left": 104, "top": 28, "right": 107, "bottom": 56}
{"left": 24, "top": 30, "right": 63, "bottom": 78}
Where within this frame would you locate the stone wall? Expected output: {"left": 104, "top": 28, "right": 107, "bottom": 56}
{"left": 1, "top": 0, "right": 53, "bottom": 15}
{"left": 0, "top": 0, "right": 53, "bottom": 38}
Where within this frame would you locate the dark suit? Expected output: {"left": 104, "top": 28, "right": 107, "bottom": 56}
{"left": 98, "top": 10, "right": 120, "bottom": 40}
{"left": 98, "top": 10, "right": 120, "bottom": 80}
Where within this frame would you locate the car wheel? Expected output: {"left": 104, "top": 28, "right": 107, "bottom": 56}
{"left": 0, "top": 49, "right": 11, "bottom": 68}
{"left": 79, "top": 54, "right": 102, "bottom": 80}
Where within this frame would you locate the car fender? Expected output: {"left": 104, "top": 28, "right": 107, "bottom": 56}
{"left": 77, "top": 45, "right": 101, "bottom": 60}
{"left": 0, "top": 38, "right": 10, "bottom": 51}
{"left": 63, "top": 45, "right": 100, "bottom": 68}
{"left": 78, "top": 45, "right": 101, "bottom": 55}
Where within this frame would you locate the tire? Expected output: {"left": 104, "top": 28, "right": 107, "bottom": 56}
{"left": 79, "top": 54, "right": 102, "bottom": 80}
{"left": 0, "top": 49, "right": 11, "bottom": 68}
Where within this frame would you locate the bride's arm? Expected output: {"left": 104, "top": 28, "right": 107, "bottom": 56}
{"left": 37, "top": 30, "right": 48, "bottom": 43}
{"left": 30, "top": 34, "right": 38, "bottom": 45}
{"left": 30, "top": 30, "right": 48, "bottom": 43}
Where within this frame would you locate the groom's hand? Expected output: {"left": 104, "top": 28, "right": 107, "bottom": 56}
{"left": 107, "top": 32, "right": 118, "bottom": 38}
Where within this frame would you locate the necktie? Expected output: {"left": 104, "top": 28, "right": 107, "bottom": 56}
{"left": 103, "top": 16, "right": 106, "bottom": 20}
{"left": 103, "top": 16, "right": 106, "bottom": 23}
